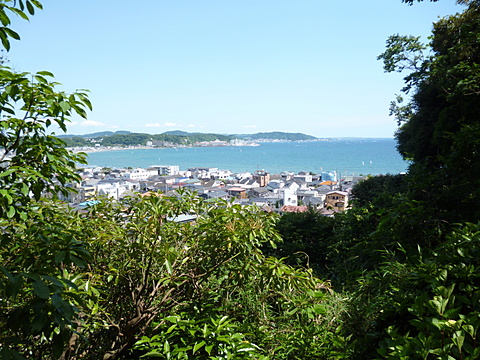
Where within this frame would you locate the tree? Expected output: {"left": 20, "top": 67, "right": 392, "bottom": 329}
{"left": 378, "top": 0, "right": 480, "bottom": 223}
{"left": 0, "top": 1, "right": 93, "bottom": 358}
{"left": 45, "top": 192, "right": 339, "bottom": 359}
{"left": 332, "top": 2, "right": 480, "bottom": 357}
{"left": 270, "top": 208, "right": 336, "bottom": 277}
{"left": 350, "top": 174, "right": 408, "bottom": 208}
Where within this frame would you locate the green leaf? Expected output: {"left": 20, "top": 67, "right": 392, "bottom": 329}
{"left": 30, "top": 0, "right": 43, "bottom": 10}
{"left": 70, "top": 254, "right": 87, "bottom": 268}
{"left": 8, "top": 7, "right": 29, "bottom": 21}
{"left": 453, "top": 333, "right": 464, "bottom": 351}
{"left": 37, "top": 71, "right": 54, "bottom": 77}
{"left": 165, "top": 324, "right": 177, "bottom": 334}
{"left": 0, "top": 10, "right": 11, "bottom": 26}
{"left": 53, "top": 251, "right": 67, "bottom": 265}
{"left": 31, "top": 311, "right": 47, "bottom": 333}
{"left": 164, "top": 259, "right": 173, "bottom": 274}
{"left": 6, "top": 206, "right": 15, "bottom": 218}
{"left": 0, "top": 29, "right": 11, "bottom": 50}
{"left": 59, "top": 101, "right": 71, "bottom": 112}
{"left": 8, "top": 274, "right": 23, "bottom": 298}
{"left": 33, "top": 278, "right": 50, "bottom": 299}
{"left": 51, "top": 292, "right": 64, "bottom": 310}
{"left": 0, "top": 168, "right": 15, "bottom": 178}
{"left": 140, "top": 351, "right": 163, "bottom": 358}
{"left": 205, "top": 344, "right": 214, "bottom": 355}
{"left": 312, "top": 304, "right": 326, "bottom": 315}
{"left": 462, "top": 324, "right": 475, "bottom": 338}
{"left": 34, "top": 74, "right": 48, "bottom": 84}
{"left": 164, "top": 315, "right": 180, "bottom": 323}
{"left": 193, "top": 341, "right": 205, "bottom": 354}
{"left": 21, "top": 182, "right": 29, "bottom": 196}
{"left": 3, "top": 27, "right": 20, "bottom": 40}
{"left": 26, "top": 1, "right": 35, "bottom": 15}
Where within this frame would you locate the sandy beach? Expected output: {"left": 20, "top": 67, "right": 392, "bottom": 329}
{"left": 69, "top": 145, "right": 156, "bottom": 154}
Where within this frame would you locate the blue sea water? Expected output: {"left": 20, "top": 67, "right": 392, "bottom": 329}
{"left": 84, "top": 138, "right": 409, "bottom": 176}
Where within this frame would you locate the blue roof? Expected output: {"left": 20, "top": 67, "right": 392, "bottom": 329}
{"left": 78, "top": 200, "right": 100, "bottom": 207}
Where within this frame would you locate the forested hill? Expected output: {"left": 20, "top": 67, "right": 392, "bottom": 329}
{"left": 59, "top": 131, "right": 317, "bottom": 147}
{"left": 60, "top": 132, "right": 233, "bottom": 147}
{"left": 57, "top": 130, "right": 132, "bottom": 138}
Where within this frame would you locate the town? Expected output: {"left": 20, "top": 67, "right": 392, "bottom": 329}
{"left": 62, "top": 165, "right": 366, "bottom": 215}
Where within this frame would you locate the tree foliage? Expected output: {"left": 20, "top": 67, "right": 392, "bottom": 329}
{"left": 0, "top": 1, "right": 92, "bottom": 358}
{"left": 92, "top": 132, "right": 233, "bottom": 147}
{"left": 331, "top": 1, "right": 480, "bottom": 357}
{"left": 62, "top": 192, "right": 338, "bottom": 359}
{"left": 378, "top": 0, "right": 480, "bottom": 223}
{"left": 0, "top": 0, "right": 43, "bottom": 50}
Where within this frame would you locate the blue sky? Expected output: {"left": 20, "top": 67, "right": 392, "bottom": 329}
{"left": 8, "top": 0, "right": 461, "bottom": 138}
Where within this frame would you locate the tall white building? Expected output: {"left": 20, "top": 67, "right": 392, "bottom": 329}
{"left": 151, "top": 165, "right": 180, "bottom": 176}
{"left": 280, "top": 187, "right": 298, "bottom": 206}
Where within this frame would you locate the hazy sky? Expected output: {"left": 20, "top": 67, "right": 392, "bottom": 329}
{"left": 8, "top": 0, "right": 461, "bottom": 138}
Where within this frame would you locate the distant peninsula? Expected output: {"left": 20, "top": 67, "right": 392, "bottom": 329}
{"left": 234, "top": 131, "right": 317, "bottom": 141}
{"left": 59, "top": 130, "right": 318, "bottom": 148}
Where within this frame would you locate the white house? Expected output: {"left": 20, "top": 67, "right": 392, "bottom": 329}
{"left": 294, "top": 171, "right": 313, "bottom": 183}
{"left": 122, "top": 168, "right": 158, "bottom": 180}
{"left": 279, "top": 187, "right": 298, "bottom": 206}
{"left": 149, "top": 165, "right": 180, "bottom": 176}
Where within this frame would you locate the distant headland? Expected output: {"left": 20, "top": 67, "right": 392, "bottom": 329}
{"left": 58, "top": 130, "right": 320, "bottom": 149}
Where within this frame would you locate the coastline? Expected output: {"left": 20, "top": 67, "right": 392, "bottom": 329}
{"left": 82, "top": 140, "right": 408, "bottom": 176}
{"left": 70, "top": 145, "right": 155, "bottom": 154}
{"left": 69, "top": 142, "right": 261, "bottom": 154}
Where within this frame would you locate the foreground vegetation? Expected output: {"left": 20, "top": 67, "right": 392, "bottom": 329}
{"left": 1, "top": 0, "right": 480, "bottom": 358}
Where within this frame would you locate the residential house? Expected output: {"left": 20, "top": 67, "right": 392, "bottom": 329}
{"left": 302, "top": 196, "right": 324, "bottom": 209}
{"left": 225, "top": 186, "right": 248, "bottom": 199}
{"left": 280, "top": 171, "right": 294, "bottom": 181}
{"left": 248, "top": 187, "right": 271, "bottom": 198}
{"left": 203, "top": 179, "right": 225, "bottom": 188}
{"left": 249, "top": 197, "right": 280, "bottom": 209}
{"left": 149, "top": 165, "right": 180, "bottom": 176}
{"left": 252, "top": 170, "right": 270, "bottom": 187}
{"left": 210, "top": 169, "right": 233, "bottom": 180}
{"left": 237, "top": 178, "right": 260, "bottom": 189}
{"left": 235, "top": 172, "right": 252, "bottom": 181}
{"left": 122, "top": 168, "right": 158, "bottom": 180}
{"left": 324, "top": 190, "right": 349, "bottom": 212}
{"left": 294, "top": 171, "right": 313, "bottom": 183}
{"left": 199, "top": 190, "right": 229, "bottom": 201}
{"left": 188, "top": 167, "right": 218, "bottom": 179}
{"left": 279, "top": 186, "right": 298, "bottom": 207}
{"left": 266, "top": 180, "right": 284, "bottom": 193}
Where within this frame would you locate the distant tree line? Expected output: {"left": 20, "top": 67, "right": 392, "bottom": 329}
{"left": 236, "top": 132, "right": 317, "bottom": 141}
{"left": 61, "top": 133, "right": 233, "bottom": 147}
{"left": 60, "top": 131, "right": 318, "bottom": 147}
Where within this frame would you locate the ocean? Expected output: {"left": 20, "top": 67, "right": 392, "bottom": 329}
{"left": 84, "top": 138, "right": 409, "bottom": 176}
